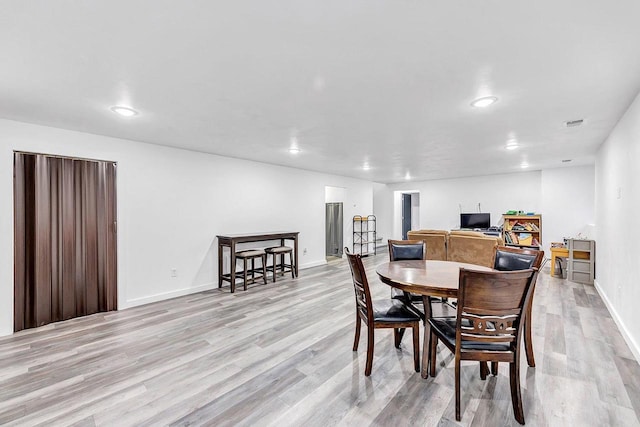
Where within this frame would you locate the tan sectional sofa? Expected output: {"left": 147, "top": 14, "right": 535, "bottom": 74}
{"left": 406, "top": 229, "right": 504, "bottom": 268}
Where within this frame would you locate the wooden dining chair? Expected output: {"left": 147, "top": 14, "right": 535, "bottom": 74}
{"left": 493, "top": 245, "right": 544, "bottom": 369}
{"left": 428, "top": 268, "right": 537, "bottom": 424}
{"left": 345, "top": 248, "right": 421, "bottom": 376}
{"left": 388, "top": 239, "right": 427, "bottom": 303}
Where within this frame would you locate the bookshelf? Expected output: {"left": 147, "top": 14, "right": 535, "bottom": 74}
{"left": 502, "top": 214, "right": 542, "bottom": 247}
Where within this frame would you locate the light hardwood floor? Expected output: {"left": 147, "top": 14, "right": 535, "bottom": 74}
{"left": 1, "top": 252, "right": 639, "bottom": 426}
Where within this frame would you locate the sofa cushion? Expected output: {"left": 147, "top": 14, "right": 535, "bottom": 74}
{"left": 406, "top": 230, "right": 448, "bottom": 261}
{"left": 447, "top": 233, "right": 501, "bottom": 268}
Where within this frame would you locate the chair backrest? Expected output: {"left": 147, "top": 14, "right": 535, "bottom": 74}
{"left": 387, "top": 239, "right": 427, "bottom": 262}
{"left": 455, "top": 268, "right": 537, "bottom": 350}
{"left": 494, "top": 245, "right": 544, "bottom": 271}
{"left": 345, "top": 248, "right": 373, "bottom": 324}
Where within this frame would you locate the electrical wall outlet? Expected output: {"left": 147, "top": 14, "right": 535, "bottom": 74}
{"left": 171, "top": 268, "right": 177, "bottom": 277}
{"left": 303, "top": 248, "right": 307, "bottom": 255}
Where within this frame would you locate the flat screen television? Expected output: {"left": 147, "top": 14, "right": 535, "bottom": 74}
{"left": 460, "top": 213, "right": 491, "bottom": 230}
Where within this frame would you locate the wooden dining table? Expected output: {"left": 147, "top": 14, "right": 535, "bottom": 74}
{"left": 376, "top": 259, "right": 493, "bottom": 378}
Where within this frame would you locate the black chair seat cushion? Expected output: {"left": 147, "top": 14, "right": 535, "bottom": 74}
{"left": 372, "top": 299, "right": 421, "bottom": 323}
{"left": 494, "top": 251, "right": 538, "bottom": 271}
{"left": 429, "top": 317, "right": 511, "bottom": 351}
{"left": 390, "top": 243, "right": 424, "bottom": 261}
{"left": 390, "top": 287, "right": 423, "bottom": 302}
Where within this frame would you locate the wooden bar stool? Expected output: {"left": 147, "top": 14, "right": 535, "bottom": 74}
{"left": 234, "top": 249, "right": 267, "bottom": 292}
{"left": 265, "top": 246, "right": 296, "bottom": 282}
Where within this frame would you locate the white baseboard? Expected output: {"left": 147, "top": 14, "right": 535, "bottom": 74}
{"left": 122, "top": 260, "right": 328, "bottom": 309}
{"left": 594, "top": 279, "right": 640, "bottom": 364}
{"left": 299, "top": 259, "right": 327, "bottom": 269}
{"left": 121, "top": 282, "right": 215, "bottom": 309}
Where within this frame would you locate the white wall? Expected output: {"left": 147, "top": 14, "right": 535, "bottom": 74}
{"left": 0, "top": 119, "right": 374, "bottom": 336}
{"left": 411, "top": 193, "right": 420, "bottom": 231}
{"left": 324, "top": 185, "right": 374, "bottom": 254}
{"left": 373, "top": 182, "right": 391, "bottom": 246}
{"left": 540, "top": 166, "right": 595, "bottom": 254}
{"left": 382, "top": 171, "right": 542, "bottom": 238}
{"left": 375, "top": 168, "right": 595, "bottom": 256}
{"left": 595, "top": 90, "right": 640, "bottom": 362}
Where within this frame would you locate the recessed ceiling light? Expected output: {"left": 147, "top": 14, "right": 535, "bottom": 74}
{"left": 110, "top": 106, "right": 138, "bottom": 117}
{"left": 362, "top": 163, "right": 371, "bottom": 171}
{"left": 405, "top": 172, "right": 411, "bottom": 180}
{"left": 288, "top": 147, "right": 300, "bottom": 154}
{"left": 505, "top": 140, "right": 519, "bottom": 150}
{"left": 520, "top": 162, "right": 529, "bottom": 169}
{"left": 471, "top": 96, "right": 498, "bottom": 108}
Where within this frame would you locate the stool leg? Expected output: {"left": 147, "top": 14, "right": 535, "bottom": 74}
{"left": 278, "top": 254, "right": 284, "bottom": 278}
{"left": 262, "top": 254, "right": 267, "bottom": 284}
{"left": 231, "top": 259, "right": 236, "bottom": 293}
{"left": 251, "top": 257, "right": 255, "bottom": 283}
{"left": 243, "top": 258, "right": 248, "bottom": 291}
{"left": 272, "top": 253, "right": 277, "bottom": 283}
{"left": 289, "top": 251, "right": 295, "bottom": 278}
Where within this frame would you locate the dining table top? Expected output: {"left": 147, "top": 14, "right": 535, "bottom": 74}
{"left": 375, "top": 259, "right": 493, "bottom": 298}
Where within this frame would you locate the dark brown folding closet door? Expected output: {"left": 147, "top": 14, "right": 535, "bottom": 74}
{"left": 14, "top": 152, "right": 117, "bottom": 332}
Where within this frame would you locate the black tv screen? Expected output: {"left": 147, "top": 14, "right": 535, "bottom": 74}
{"left": 460, "top": 213, "right": 490, "bottom": 229}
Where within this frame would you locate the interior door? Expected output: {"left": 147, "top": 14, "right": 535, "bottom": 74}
{"left": 14, "top": 152, "right": 117, "bottom": 332}
{"left": 402, "top": 193, "right": 412, "bottom": 239}
{"left": 325, "top": 202, "right": 343, "bottom": 257}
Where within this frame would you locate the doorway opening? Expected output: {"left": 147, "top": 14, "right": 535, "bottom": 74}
{"left": 394, "top": 191, "right": 420, "bottom": 240}
{"left": 14, "top": 152, "right": 118, "bottom": 332}
{"left": 325, "top": 202, "right": 343, "bottom": 260}
{"left": 325, "top": 186, "right": 346, "bottom": 262}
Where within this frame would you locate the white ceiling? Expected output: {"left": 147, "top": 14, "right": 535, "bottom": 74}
{"left": 2, "top": 1, "right": 640, "bottom": 183}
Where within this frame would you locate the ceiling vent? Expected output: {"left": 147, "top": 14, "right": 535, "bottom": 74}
{"left": 565, "top": 119, "right": 584, "bottom": 127}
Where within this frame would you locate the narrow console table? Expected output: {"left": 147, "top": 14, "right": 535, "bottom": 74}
{"left": 216, "top": 232, "right": 299, "bottom": 291}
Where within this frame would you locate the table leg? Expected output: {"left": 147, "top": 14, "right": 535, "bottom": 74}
{"left": 550, "top": 253, "right": 556, "bottom": 276}
{"left": 421, "top": 295, "right": 432, "bottom": 379}
{"left": 217, "top": 241, "right": 223, "bottom": 288}
{"left": 293, "top": 236, "right": 299, "bottom": 277}
{"left": 230, "top": 242, "right": 236, "bottom": 293}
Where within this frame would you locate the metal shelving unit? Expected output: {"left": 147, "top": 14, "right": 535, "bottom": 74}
{"left": 353, "top": 215, "right": 376, "bottom": 256}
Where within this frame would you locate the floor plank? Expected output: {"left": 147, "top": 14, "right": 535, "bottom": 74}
{"left": 0, "top": 251, "right": 639, "bottom": 426}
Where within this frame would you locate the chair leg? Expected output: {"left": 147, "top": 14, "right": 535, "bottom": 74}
{"left": 491, "top": 361, "right": 498, "bottom": 375}
{"left": 510, "top": 359, "right": 525, "bottom": 424}
{"left": 365, "top": 326, "right": 374, "bottom": 376}
{"left": 524, "top": 302, "right": 536, "bottom": 367}
{"left": 412, "top": 323, "right": 420, "bottom": 372}
{"left": 394, "top": 329, "right": 401, "bottom": 348}
{"left": 429, "top": 330, "right": 438, "bottom": 377}
{"left": 480, "top": 361, "right": 488, "bottom": 380}
{"left": 353, "top": 314, "right": 361, "bottom": 351}
{"left": 455, "top": 357, "right": 462, "bottom": 421}
{"left": 394, "top": 328, "right": 406, "bottom": 348}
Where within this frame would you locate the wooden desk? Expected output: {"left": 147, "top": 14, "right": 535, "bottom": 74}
{"left": 376, "top": 260, "right": 492, "bottom": 378}
{"left": 550, "top": 247, "right": 568, "bottom": 276}
{"left": 217, "top": 232, "right": 299, "bottom": 292}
